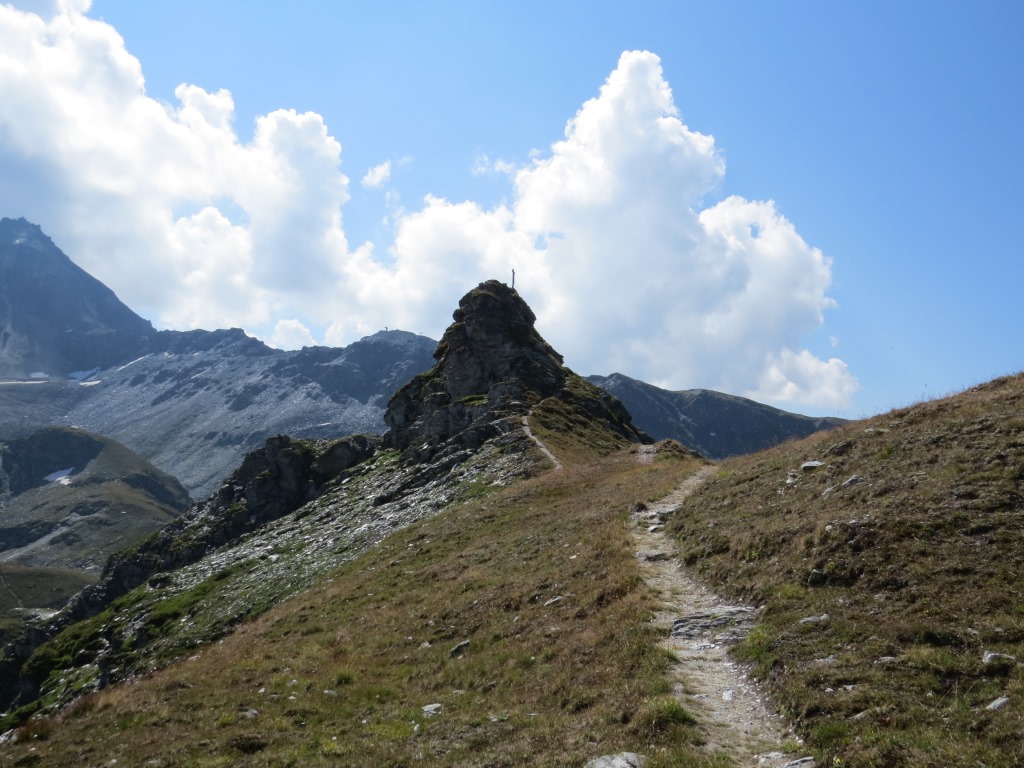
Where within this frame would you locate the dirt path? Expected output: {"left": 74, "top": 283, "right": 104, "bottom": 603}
{"left": 633, "top": 446, "right": 814, "bottom": 768}
{"left": 521, "top": 414, "right": 563, "bottom": 471}
{"left": 523, "top": 433, "right": 812, "bottom": 766}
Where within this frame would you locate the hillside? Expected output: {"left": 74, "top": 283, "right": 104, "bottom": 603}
{"left": 2, "top": 441, "right": 720, "bottom": 766}
{"left": 0, "top": 427, "right": 190, "bottom": 647}
{"left": 3, "top": 282, "right": 1019, "bottom": 766}
{"left": 589, "top": 373, "right": 845, "bottom": 459}
{"left": 667, "top": 373, "right": 1024, "bottom": 766}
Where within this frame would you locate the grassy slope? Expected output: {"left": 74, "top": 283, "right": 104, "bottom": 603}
{"left": 2, "top": 416, "right": 729, "bottom": 766}
{"left": 669, "top": 373, "right": 1024, "bottom": 767}
{"left": 0, "top": 565, "right": 97, "bottom": 644}
{"left": 0, "top": 427, "right": 189, "bottom": 573}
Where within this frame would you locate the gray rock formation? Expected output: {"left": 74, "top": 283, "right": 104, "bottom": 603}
{"left": 386, "top": 280, "right": 644, "bottom": 460}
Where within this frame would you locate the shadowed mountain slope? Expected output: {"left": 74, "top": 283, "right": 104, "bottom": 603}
{"left": 0, "top": 427, "right": 190, "bottom": 652}
{"left": 589, "top": 372, "right": 845, "bottom": 459}
{"left": 0, "top": 218, "right": 155, "bottom": 379}
{"left": 0, "top": 427, "right": 190, "bottom": 574}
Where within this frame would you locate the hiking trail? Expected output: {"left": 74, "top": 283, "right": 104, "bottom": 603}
{"left": 633, "top": 444, "right": 814, "bottom": 767}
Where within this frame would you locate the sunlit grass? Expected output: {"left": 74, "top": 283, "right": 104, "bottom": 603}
{"left": 2, "top": 443, "right": 715, "bottom": 766}
{"left": 669, "top": 372, "right": 1024, "bottom": 767}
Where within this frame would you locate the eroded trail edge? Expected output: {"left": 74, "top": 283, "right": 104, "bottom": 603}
{"left": 633, "top": 447, "right": 814, "bottom": 768}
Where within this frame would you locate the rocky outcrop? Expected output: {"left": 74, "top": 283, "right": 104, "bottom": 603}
{"left": 385, "top": 280, "right": 569, "bottom": 459}
{"left": 58, "top": 433, "right": 380, "bottom": 625}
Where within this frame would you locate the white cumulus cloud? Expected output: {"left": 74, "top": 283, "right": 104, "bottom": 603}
{"left": 361, "top": 160, "right": 392, "bottom": 188}
{"left": 0, "top": 3, "right": 855, "bottom": 411}
{"left": 373, "top": 51, "right": 857, "bottom": 409}
{"left": 269, "top": 319, "right": 317, "bottom": 350}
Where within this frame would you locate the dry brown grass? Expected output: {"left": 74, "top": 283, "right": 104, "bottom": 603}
{"left": 1, "top": 441, "right": 727, "bottom": 767}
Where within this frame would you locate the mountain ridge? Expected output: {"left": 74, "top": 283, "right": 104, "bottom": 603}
{"left": 0, "top": 274, "right": 1019, "bottom": 766}
{"left": 589, "top": 372, "right": 845, "bottom": 459}
{"left": 0, "top": 217, "right": 844, "bottom": 500}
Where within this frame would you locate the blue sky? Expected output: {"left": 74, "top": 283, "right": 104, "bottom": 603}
{"left": 2, "top": 1, "right": 1022, "bottom": 418}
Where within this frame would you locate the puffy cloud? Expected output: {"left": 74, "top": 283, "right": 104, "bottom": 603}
{"left": 0, "top": 4, "right": 855, "bottom": 410}
{"left": 361, "top": 161, "right": 391, "bottom": 188}
{"left": 751, "top": 349, "right": 859, "bottom": 411}
{"left": 0, "top": 2, "right": 350, "bottom": 330}
{"left": 377, "top": 51, "right": 856, "bottom": 409}
{"left": 269, "top": 319, "right": 317, "bottom": 350}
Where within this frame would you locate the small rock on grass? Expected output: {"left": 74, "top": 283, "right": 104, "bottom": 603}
{"left": 799, "top": 613, "right": 829, "bottom": 624}
{"left": 584, "top": 753, "right": 647, "bottom": 768}
{"left": 642, "top": 550, "right": 671, "bottom": 562}
{"left": 986, "top": 696, "right": 1010, "bottom": 711}
{"left": 983, "top": 651, "right": 1017, "bottom": 665}
{"left": 780, "top": 758, "right": 817, "bottom": 768}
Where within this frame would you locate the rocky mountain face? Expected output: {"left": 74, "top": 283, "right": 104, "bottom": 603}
{"left": 0, "top": 280, "right": 646, "bottom": 720}
{"left": 0, "top": 427, "right": 190, "bottom": 574}
{"left": 0, "top": 219, "right": 155, "bottom": 379}
{"left": 0, "top": 219, "right": 437, "bottom": 499}
{"left": 46, "top": 327, "right": 436, "bottom": 499}
{"left": 589, "top": 372, "right": 845, "bottom": 459}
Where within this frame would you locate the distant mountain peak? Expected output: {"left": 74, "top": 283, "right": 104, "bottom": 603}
{"left": 0, "top": 217, "right": 155, "bottom": 378}
{"left": 0, "top": 217, "right": 54, "bottom": 250}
